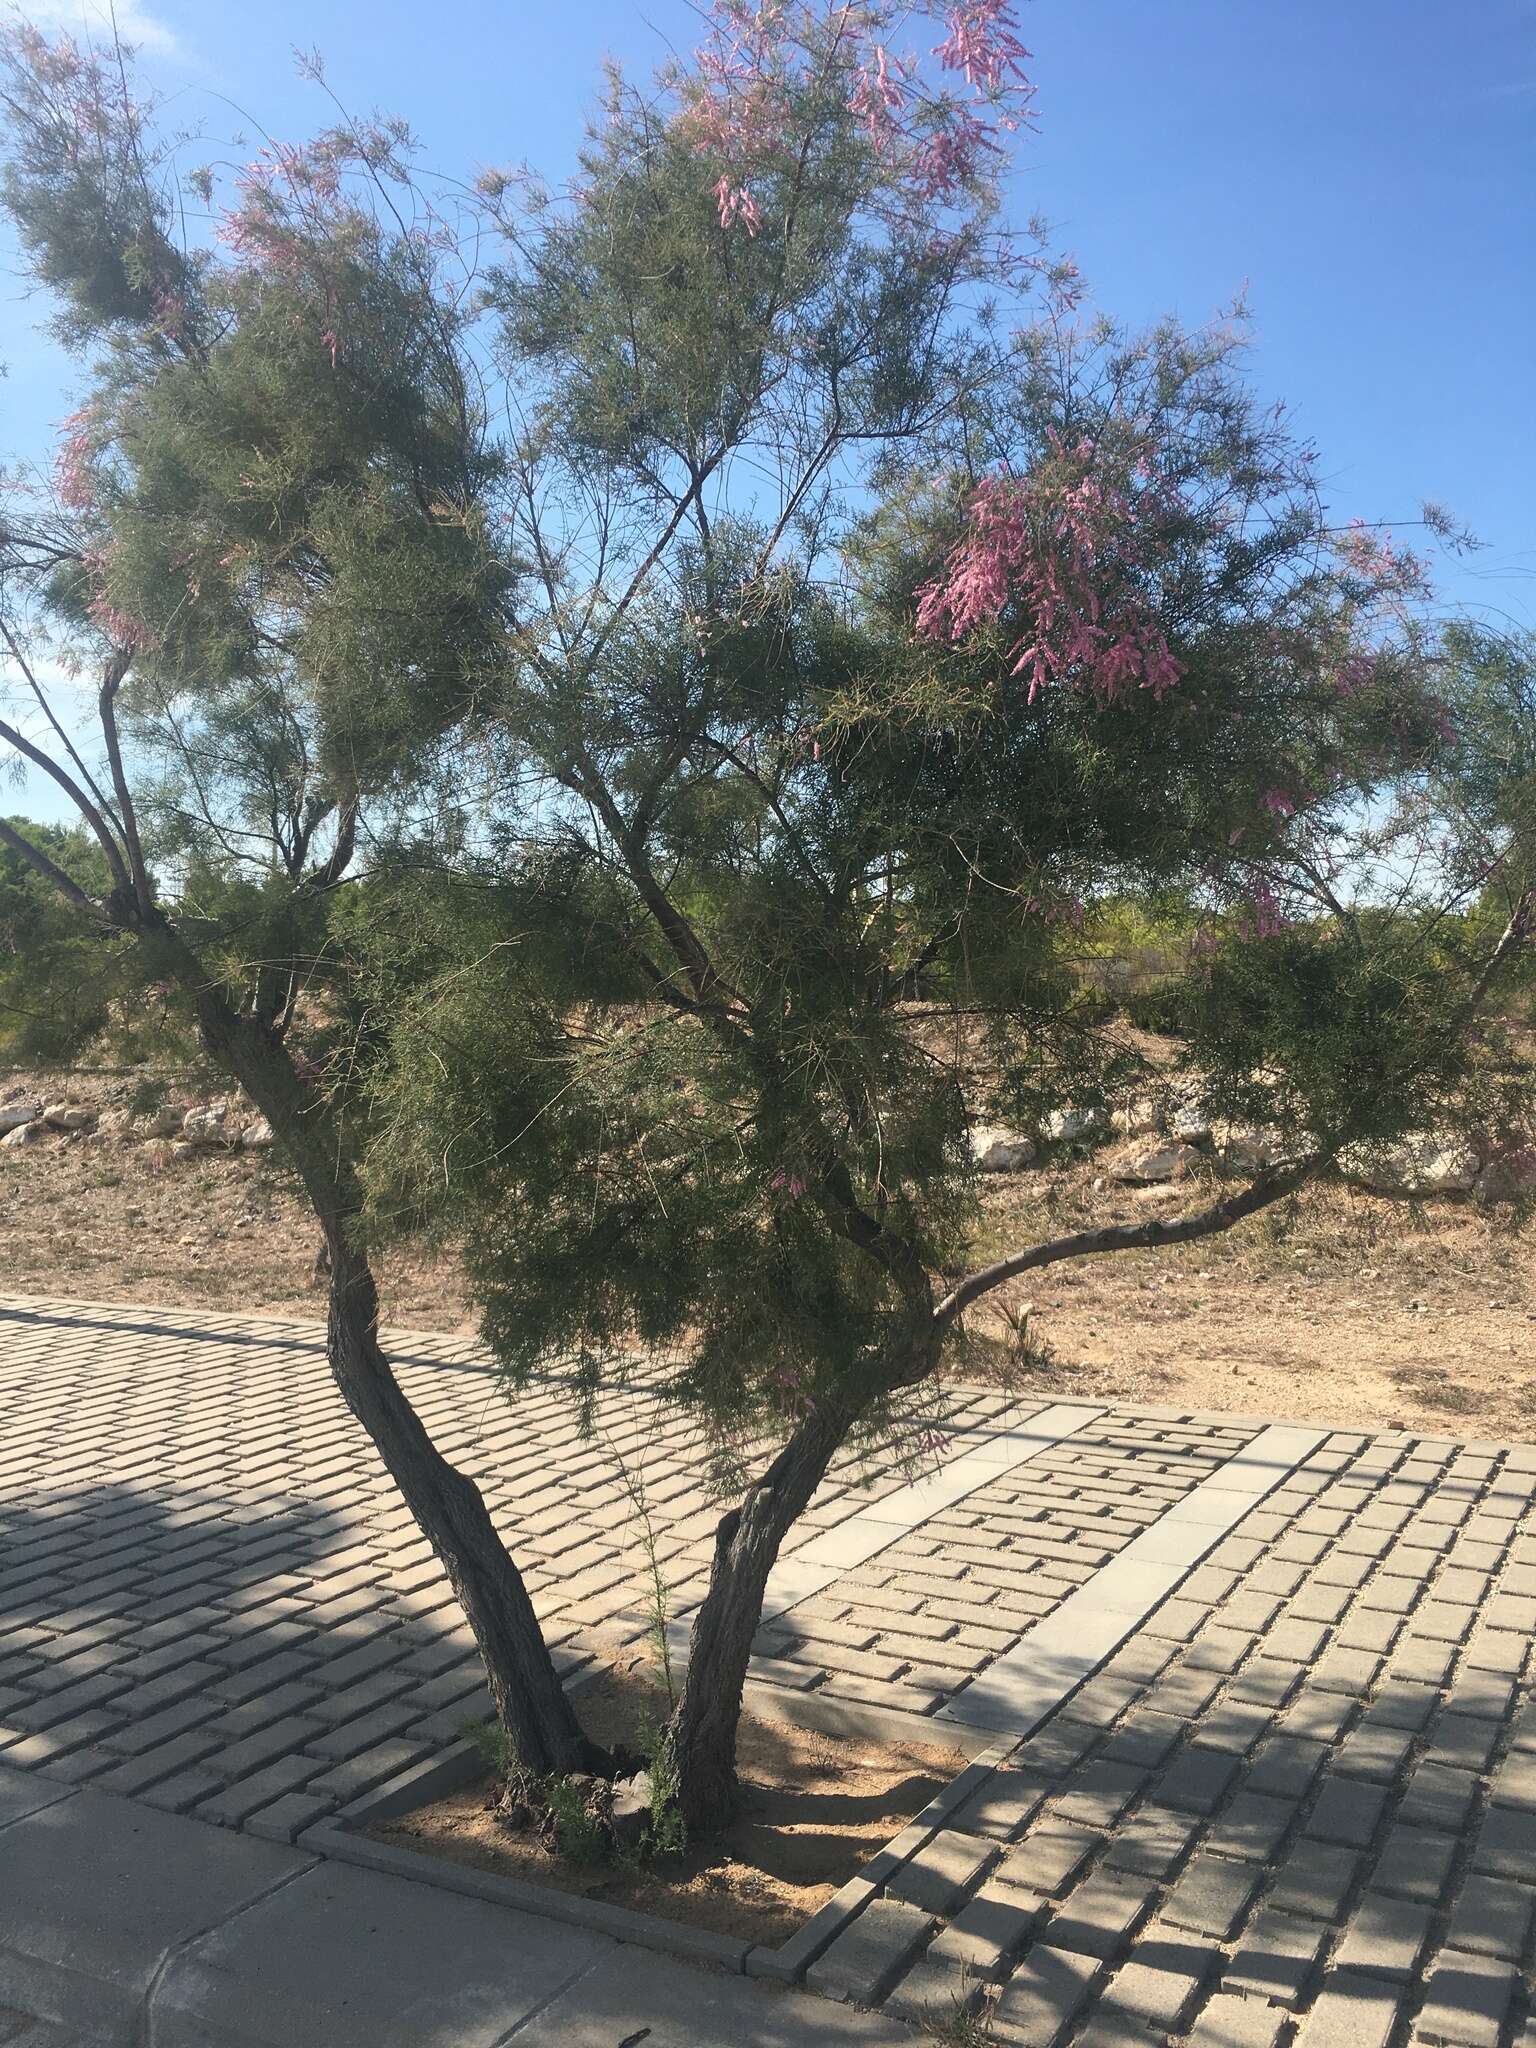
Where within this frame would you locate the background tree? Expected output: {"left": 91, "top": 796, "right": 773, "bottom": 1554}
{"left": 0, "top": 18, "right": 601, "bottom": 1774}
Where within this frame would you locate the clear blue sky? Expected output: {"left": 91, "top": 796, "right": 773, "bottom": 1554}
{"left": 2, "top": 0, "right": 1532, "bottom": 810}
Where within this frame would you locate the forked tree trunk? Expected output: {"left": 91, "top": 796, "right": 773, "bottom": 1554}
{"left": 151, "top": 927, "right": 604, "bottom": 1777}
{"left": 665, "top": 1404, "right": 849, "bottom": 1832}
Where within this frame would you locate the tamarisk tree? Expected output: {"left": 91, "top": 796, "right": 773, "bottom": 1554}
{"left": 349, "top": 4, "right": 1533, "bottom": 1828}
{"left": 2, "top": 3, "right": 1529, "bottom": 1838}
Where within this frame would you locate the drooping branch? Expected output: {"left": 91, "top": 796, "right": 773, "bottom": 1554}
{"left": 932, "top": 1156, "right": 1320, "bottom": 1332}
{"left": 0, "top": 815, "right": 111, "bottom": 922}
{"left": 0, "top": 705, "right": 133, "bottom": 904}
{"left": 0, "top": 614, "right": 121, "bottom": 835}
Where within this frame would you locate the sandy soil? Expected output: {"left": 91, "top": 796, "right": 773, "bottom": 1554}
{"left": 965, "top": 1166, "right": 1536, "bottom": 1440}
{"left": 369, "top": 1661, "right": 966, "bottom": 1946}
{"left": 3, "top": 1066, "right": 1532, "bottom": 1440}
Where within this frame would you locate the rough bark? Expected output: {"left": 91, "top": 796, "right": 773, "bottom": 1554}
{"left": 665, "top": 1403, "right": 849, "bottom": 1831}
{"left": 322, "top": 1233, "right": 606, "bottom": 1775}
{"left": 142, "top": 921, "right": 606, "bottom": 1777}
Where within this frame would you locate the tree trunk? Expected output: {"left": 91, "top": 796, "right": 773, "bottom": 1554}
{"left": 665, "top": 1404, "right": 849, "bottom": 1832}
{"left": 323, "top": 1234, "right": 606, "bottom": 1775}
{"left": 145, "top": 923, "right": 604, "bottom": 1777}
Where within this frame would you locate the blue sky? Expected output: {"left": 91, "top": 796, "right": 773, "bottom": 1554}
{"left": 2, "top": 0, "right": 1532, "bottom": 817}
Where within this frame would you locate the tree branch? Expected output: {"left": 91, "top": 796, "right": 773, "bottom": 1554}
{"left": 0, "top": 815, "right": 111, "bottom": 922}
{"left": 933, "top": 1157, "right": 1319, "bottom": 1332}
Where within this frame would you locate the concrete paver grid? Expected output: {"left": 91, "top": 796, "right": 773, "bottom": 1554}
{"left": 823, "top": 1427, "right": 1536, "bottom": 2045}
{"left": 0, "top": 1298, "right": 1256, "bottom": 1844}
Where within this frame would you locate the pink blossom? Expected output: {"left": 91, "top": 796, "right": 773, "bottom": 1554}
{"left": 1240, "top": 875, "right": 1290, "bottom": 941}
{"left": 932, "top": 0, "right": 1033, "bottom": 93}
{"left": 675, "top": 3, "right": 1036, "bottom": 227}
{"left": 915, "top": 441, "right": 1185, "bottom": 708}
{"left": 713, "top": 175, "right": 762, "bottom": 233}
{"left": 53, "top": 404, "right": 99, "bottom": 511}
{"left": 1333, "top": 652, "right": 1377, "bottom": 698}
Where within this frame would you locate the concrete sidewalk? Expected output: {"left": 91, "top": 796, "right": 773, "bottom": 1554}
{"left": 0, "top": 1761, "right": 911, "bottom": 2046}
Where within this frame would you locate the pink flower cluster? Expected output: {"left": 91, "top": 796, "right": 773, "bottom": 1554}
{"left": 53, "top": 404, "right": 99, "bottom": 511}
{"left": 80, "top": 543, "right": 155, "bottom": 654}
{"left": 1241, "top": 874, "right": 1290, "bottom": 942}
{"left": 1336, "top": 519, "right": 1429, "bottom": 603}
{"left": 914, "top": 438, "right": 1185, "bottom": 708}
{"left": 678, "top": 0, "right": 1037, "bottom": 230}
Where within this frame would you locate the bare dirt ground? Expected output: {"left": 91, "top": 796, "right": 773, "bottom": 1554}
{"left": 2, "top": 1066, "right": 1532, "bottom": 1439}
{"left": 370, "top": 1660, "right": 966, "bottom": 1946}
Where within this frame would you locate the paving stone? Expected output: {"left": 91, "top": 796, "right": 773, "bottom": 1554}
{"left": 1187, "top": 1996, "right": 1289, "bottom": 2048}
{"left": 927, "top": 1887, "right": 1041, "bottom": 1977}
{"left": 1205, "top": 1790, "right": 1295, "bottom": 1863}
{"left": 244, "top": 1791, "right": 337, "bottom": 1842}
{"left": 1222, "top": 1906, "right": 1327, "bottom": 2005}
{"left": 949, "top": 1769, "right": 1051, "bottom": 1840}
{"left": 882, "top": 1952, "right": 980, "bottom": 2026}
{"left": 1373, "top": 1822, "right": 1458, "bottom": 1903}
{"left": 194, "top": 1752, "right": 322, "bottom": 1826}
{"left": 886, "top": 1829, "right": 996, "bottom": 1914}
{"left": 1470, "top": 1804, "right": 1536, "bottom": 1879}
{"left": 1293, "top": 1968, "right": 1402, "bottom": 2048}
{"left": 1160, "top": 1851, "right": 1262, "bottom": 1940}
{"left": 1070, "top": 2015, "right": 1162, "bottom": 2048}
{"left": 1330, "top": 1891, "right": 1435, "bottom": 1980}
{"left": 307, "top": 1737, "right": 434, "bottom": 1806}
{"left": 1101, "top": 1957, "right": 1206, "bottom": 2029}
{"left": 1040, "top": 1869, "right": 1156, "bottom": 1960}
{"left": 1267, "top": 1839, "right": 1359, "bottom": 1923}
{"left": 1442, "top": 1873, "right": 1534, "bottom": 1960}
{"left": 1415, "top": 1951, "right": 1517, "bottom": 2048}
{"left": 1100, "top": 1715, "right": 1183, "bottom": 1772}
{"left": 1427, "top": 1713, "right": 1501, "bottom": 1773}
{"left": 1305, "top": 1775, "right": 1388, "bottom": 1849}
{"left": 807, "top": 1897, "right": 935, "bottom": 2004}
{"left": 998, "top": 1826, "right": 1100, "bottom": 1900}
{"left": 1246, "top": 1734, "right": 1328, "bottom": 1800}
{"left": 1400, "top": 1762, "right": 1479, "bottom": 1834}
{"left": 1158, "top": 1745, "right": 1238, "bottom": 1815}
{"left": 990, "top": 1945, "right": 1099, "bottom": 2046}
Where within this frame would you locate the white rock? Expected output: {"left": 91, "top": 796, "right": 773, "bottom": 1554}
{"left": 1, "top": 1120, "right": 46, "bottom": 1149}
{"left": 0, "top": 1103, "right": 40, "bottom": 1134}
{"left": 1338, "top": 1134, "right": 1481, "bottom": 1197}
{"left": 1171, "top": 1106, "right": 1213, "bottom": 1146}
{"left": 239, "top": 1118, "right": 277, "bottom": 1151}
{"left": 1108, "top": 1139, "right": 1203, "bottom": 1185}
{"left": 134, "top": 1106, "right": 184, "bottom": 1139}
{"left": 1218, "top": 1127, "right": 1288, "bottom": 1172}
{"left": 182, "top": 1105, "right": 233, "bottom": 1146}
{"left": 42, "top": 1102, "right": 93, "bottom": 1132}
{"left": 1112, "top": 1097, "right": 1161, "bottom": 1138}
{"left": 1043, "top": 1105, "right": 1110, "bottom": 1145}
{"left": 970, "top": 1125, "right": 1036, "bottom": 1172}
